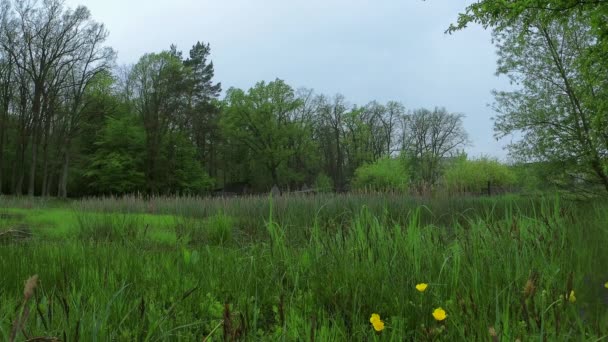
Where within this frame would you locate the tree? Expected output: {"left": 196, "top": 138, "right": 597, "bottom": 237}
{"left": 401, "top": 107, "right": 469, "bottom": 187}
{"left": 492, "top": 14, "right": 608, "bottom": 192}
{"left": 183, "top": 42, "right": 222, "bottom": 177}
{"left": 0, "top": 36, "right": 13, "bottom": 194}
{"left": 57, "top": 18, "right": 114, "bottom": 197}
{"left": 449, "top": 0, "right": 608, "bottom": 39}
{"left": 161, "top": 131, "right": 214, "bottom": 194}
{"left": 130, "top": 51, "right": 190, "bottom": 193}
{"left": 221, "top": 79, "right": 303, "bottom": 190}
{"left": 315, "top": 94, "right": 349, "bottom": 191}
{"left": 0, "top": 0, "right": 110, "bottom": 196}
{"left": 84, "top": 114, "right": 146, "bottom": 195}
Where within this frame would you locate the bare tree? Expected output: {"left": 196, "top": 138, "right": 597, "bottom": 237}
{"left": 402, "top": 107, "right": 469, "bottom": 186}
{"left": 0, "top": 0, "right": 111, "bottom": 196}
{"left": 57, "top": 17, "right": 114, "bottom": 198}
{"left": 316, "top": 94, "right": 349, "bottom": 191}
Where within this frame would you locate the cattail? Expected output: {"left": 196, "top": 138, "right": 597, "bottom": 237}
{"left": 10, "top": 275, "right": 39, "bottom": 342}
{"left": 23, "top": 275, "right": 39, "bottom": 302}
{"left": 488, "top": 326, "right": 499, "bottom": 342}
{"left": 223, "top": 303, "right": 232, "bottom": 342}
{"left": 523, "top": 279, "right": 536, "bottom": 298}
{"left": 524, "top": 270, "right": 539, "bottom": 299}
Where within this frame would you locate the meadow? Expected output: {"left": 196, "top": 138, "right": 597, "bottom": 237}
{"left": 0, "top": 194, "right": 607, "bottom": 341}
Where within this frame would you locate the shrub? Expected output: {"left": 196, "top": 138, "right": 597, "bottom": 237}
{"left": 444, "top": 156, "right": 516, "bottom": 193}
{"left": 314, "top": 173, "right": 334, "bottom": 193}
{"left": 352, "top": 158, "right": 408, "bottom": 192}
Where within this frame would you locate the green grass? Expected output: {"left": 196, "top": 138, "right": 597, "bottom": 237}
{"left": 0, "top": 194, "right": 607, "bottom": 341}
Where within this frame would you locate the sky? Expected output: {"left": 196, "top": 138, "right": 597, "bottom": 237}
{"left": 65, "top": 0, "right": 513, "bottom": 159}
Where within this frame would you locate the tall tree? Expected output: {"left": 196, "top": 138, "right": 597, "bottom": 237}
{"left": 130, "top": 51, "right": 190, "bottom": 193}
{"left": 183, "top": 42, "right": 222, "bottom": 177}
{"left": 402, "top": 107, "right": 469, "bottom": 187}
{"left": 57, "top": 19, "right": 114, "bottom": 197}
{"left": 316, "top": 94, "right": 349, "bottom": 191}
{"left": 0, "top": 0, "right": 111, "bottom": 196}
{"left": 0, "top": 42, "right": 13, "bottom": 194}
{"left": 492, "top": 14, "right": 608, "bottom": 191}
{"left": 221, "top": 79, "right": 303, "bottom": 190}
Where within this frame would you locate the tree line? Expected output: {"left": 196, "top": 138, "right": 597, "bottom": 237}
{"left": 3, "top": 0, "right": 605, "bottom": 197}
{"left": 0, "top": 0, "right": 475, "bottom": 197}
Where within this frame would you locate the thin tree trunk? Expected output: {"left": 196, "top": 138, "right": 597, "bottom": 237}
{"left": 58, "top": 153, "right": 69, "bottom": 198}
{"left": 14, "top": 140, "right": 26, "bottom": 196}
{"left": 58, "top": 137, "right": 71, "bottom": 198}
{"left": 28, "top": 91, "right": 42, "bottom": 197}
{"left": 41, "top": 112, "right": 52, "bottom": 197}
{"left": 28, "top": 136, "right": 38, "bottom": 196}
{"left": 0, "top": 111, "right": 5, "bottom": 195}
{"left": 335, "top": 129, "right": 342, "bottom": 192}
{"left": 209, "top": 138, "right": 216, "bottom": 178}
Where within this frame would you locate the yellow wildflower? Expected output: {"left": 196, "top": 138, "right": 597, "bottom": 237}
{"left": 604, "top": 282, "right": 608, "bottom": 289}
{"left": 416, "top": 283, "right": 429, "bottom": 292}
{"left": 370, "top": 313, "right": 385, "bottom": 332}
{"left": 566, "top": 290, "right": 576, "bottom": 303}
{"left": 432, "top": 307, "right": 447, "bottom": 321}
{"left": 372, "top": 319, "right": 385, "bottom": 332}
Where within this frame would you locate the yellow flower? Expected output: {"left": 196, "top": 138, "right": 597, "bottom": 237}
{"left": 370, "top": 313, "right": 380, "bottom": 323}
{"left": 432, "top": 307, "right": 447, "bottom": 321}
{"left": 416, "top": 283, "right": 429, "bottom": 292}
{"left": 604, "top": 282, "right": 608, "bottom": 289}
{"left": 566, "top": 290, "right": 576, "bottom": 303}
{"left": 372, "top": 319, "right": 385, "bottom": 332}
{"left": 370, "top": 313, "right": 385, "bottom": 332}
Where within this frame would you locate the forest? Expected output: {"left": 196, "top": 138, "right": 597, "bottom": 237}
{"left": 1, "top": 0, "right": 605, "bottom": 198}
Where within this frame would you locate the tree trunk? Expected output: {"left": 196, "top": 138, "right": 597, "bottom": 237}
{"left": 58, "top": 138, "right": 71, "bottom": 198}
{"left": 28, "top": 138, "right": 38, "bottom": 196}
{"left": 334, "top": 129, "right": 343, "bottom": 192}
{"left": 41, "top": 120, "right": 51, "bottom": 197}
{"left": 0, "top": 111, "right": 4, "bottom": 195}
{"left": 208, "top": 138, "right": 215, "bottom": 178}
{"left": 14, "top": 141, "right": 25, "bottom": 196}
{"left": 28, "top": 89, "right": 42, "bottom": 196}
{"left": 270, "top": 167, "right": 279, "bottom": 189}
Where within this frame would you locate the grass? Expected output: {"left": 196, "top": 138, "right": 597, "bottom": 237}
{"left": 0, "top": 194, "right": 607, "bottom": 340}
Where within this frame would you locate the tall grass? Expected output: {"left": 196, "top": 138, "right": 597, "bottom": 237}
{"left": 0, "top": 195, "right": 606, "bottom": 340}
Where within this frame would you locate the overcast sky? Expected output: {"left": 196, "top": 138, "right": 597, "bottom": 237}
{"left": 65, "top": 0, "right": 512, "bottom": 158}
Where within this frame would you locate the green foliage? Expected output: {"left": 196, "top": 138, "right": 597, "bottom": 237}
{"left": 444, "top": 156, "right": 517, "bottom": 193}
{"left": 352, "top": 157, "right": 408, "bottom": 192}
{"left": 314, "top": 173, "right": 334, "bottom": 193}
{"left": 161, "top": 132, "right": 214, "bottom": 194}
{"left": 221, "top": 79, "right": 307, "bottom": 188}
{"left": 452, "top": 0, "right": 608, "bottom": 194}
{"left": 84, "top": 115, "right": 146, "bottom": 195}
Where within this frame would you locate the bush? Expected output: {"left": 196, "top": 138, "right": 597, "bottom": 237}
{"left": 444, "top": 156, "right": 516, "bottom": 193}
{"left": 352, "top": 158, "right": 408, "bottom": 192}
{"left": 314, "top": 173, "right": 334, "bottom": 193}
